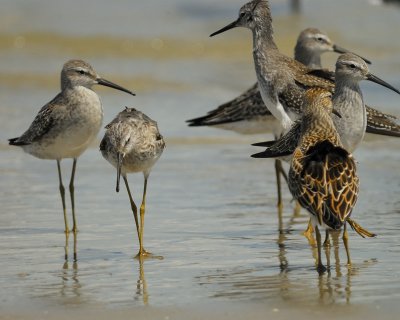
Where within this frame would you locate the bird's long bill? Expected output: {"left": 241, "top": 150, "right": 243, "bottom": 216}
{"left": 367, "top": 73, "right": 400, "bottom": 95}
{"left": 116, "top": 153, "right": 122, "bottom": 193}
{"left": 251, "top": 150, "right": 274, "bottom": 159}
{"left": 97, "top": 78, "right": 135, "bottom": 96}
{"left": 333, "top": 45, "right": 372, "bottom": 65}
{"left": 210, "top": 20, "right": 238, "bottom": 37}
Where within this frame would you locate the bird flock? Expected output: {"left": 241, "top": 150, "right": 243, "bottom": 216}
{"left": 8, "top": 0, "right": 400, "bottom": 273}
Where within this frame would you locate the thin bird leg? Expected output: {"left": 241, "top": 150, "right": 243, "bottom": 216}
{"left": 323, "top": 229, "right": 330, "bottom": 247}
{"left": 343, "top": 223, "right": 351, "bottom": 266}
{"left": 69, "top": 158, "right": 78, "bottom": 234}
{"left": 303, "top": 219, "right": 314, "bottom": 240}
{"left": 73, "top": 231, "right": 78, "bottom": 262}
{"left": 274, "top": 159, "right": 284, "bottom": 227}
{"left": 57, "top": 160, "right": 69, "bottom": 234}
{"left": 123, "top": 176, "right": 140, "bottom": 243}
{"left": 315, "top": 225, "right": 326, "bottom": 273}
{"left": 138, "top": 176, "right": 149, "bottom": 256}
{"left": 64, "top": 231, "right": 69, "bottom": 261}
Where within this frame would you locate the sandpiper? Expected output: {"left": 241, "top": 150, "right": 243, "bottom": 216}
{"left": 187, "top": 27, "right": 366, "bottom": 216}
{"left": 294, "top": 28, "right": 371, "bottom": 69}
{"left": 205, "top": 0, "right": 400, "bottom": 138}
{"left": 100, "top": 107, "right": 165, "bottom": 258}
{"left": 187, "top": 28, "right": 365, "bottom": 133}
{"left": 8, "top": 59, "right": 135, "bottom": 236}
{"left": 201, "top": 0, "right": 400, "bottom": 216}
{"left": 252, "top": 53, "right": 399, "bottom": 239}
{"left": 252, "top": 53, "right": 400, "bottom": 155}
{"left": 264, "top": 88, "right": 374, "bottom": 272}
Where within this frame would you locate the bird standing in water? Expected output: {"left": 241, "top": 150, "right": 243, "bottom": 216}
{"left": 9, "top": 59, "right": 135, "bottom": 235}
{"left": 100, "top": 107, "right": 165, "bottom": 258}
{"left": 255, "top": 88, "right": 375, "bottom": 272}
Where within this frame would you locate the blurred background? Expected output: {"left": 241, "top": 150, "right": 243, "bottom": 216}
{"left": 0, "top": 0, "right": 399, "bottom": 318}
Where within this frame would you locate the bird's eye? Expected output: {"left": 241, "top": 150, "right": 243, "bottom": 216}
{"left": 78, "top": 70, "right": 85, "bottom": 75}
{"left": 317, "top": 37, "right": 324, "bottom": 42}
{"left": 350, "top": 64, "right": 356, "bottom": 69}
{"left": 239, "top": 12, "right": 245, "bottom": 18}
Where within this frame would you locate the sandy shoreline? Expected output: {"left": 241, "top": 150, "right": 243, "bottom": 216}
{"left": 1, "top": 300, "right": 399, "bottom": 320}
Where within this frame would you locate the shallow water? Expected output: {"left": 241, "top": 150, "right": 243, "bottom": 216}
{"left": 1, "top": 0, "right": 400, "bottom": 318}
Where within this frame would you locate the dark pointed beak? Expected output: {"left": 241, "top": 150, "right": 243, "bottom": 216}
{"left": 251, "top": 151, "right": 272, "bottom": 158}
{"left": 97, "top": 78, "right": 135, "bottom": 96}
{"left": 116, "top": 152, "right": 123, "bottom": 193}
{"left": 210, "top": 20, "right": 239, "bottom": 37}
{"left": 251, "top": 140, "right": 275, "bottom": 147}
{"left": 333, "top": 44, "right": 371, "bottom": 65}
{"left": 332, "top": 109, "right": 342, "bottom": 118}
{"left": 366, "top": 73, "right": 400, "bottom": 95}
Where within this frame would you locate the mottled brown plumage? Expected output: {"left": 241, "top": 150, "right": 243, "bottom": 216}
{"left": 288, "top": 88, "right": 362, "bottom": 272}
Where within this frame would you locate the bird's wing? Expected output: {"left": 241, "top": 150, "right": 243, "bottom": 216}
{"left": 9, "top": 93, "right": 63, "bottom": 145}
{"left": 365, "top": 105, "right": 400, "bottom": 137}
{"left": 187, "top": 83, "right": 271, "bottom": 126}
{"left": 251, "top": 120, "right": 301, "bottom": 158}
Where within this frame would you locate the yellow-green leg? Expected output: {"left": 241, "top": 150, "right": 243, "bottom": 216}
{"left": 315, "top": 225, "right": 326, "bottom": 274}
{"left": 303, "top": 219, "right": 314, "bottom": 239}
{"left": 138, "top": 176, "right": 149, "bottom": 257}
{"left": 343, "top": 223, "right": 351, "bottom": 266}
{"left": 123, "top": 176, "right": 140, "bottom": 243}
{"left": 323, "top": 230, "right": 330, "bottom": 247}
{"left": 69, "top": 158, "right": 78, "bottom": 234}
{"left": 57, "top": 160, "right": 69, "bottom": 234}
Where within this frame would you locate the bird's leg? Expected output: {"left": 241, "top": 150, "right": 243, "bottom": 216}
{"left": 274, "top": 159, "right": 284, "bottom": 229}
{"left": 315, "top": 225, "right": 326, "bottom": 274}
{"left": 64, "top": 231, "right": 69, "bottom": 261}
{"left": 302, "top": 219, "right": 315, "bottom": 242}
{"left": 69, "top": 158, "right": 78, "bottom": 234}
{"left": 138, "top": 176, "right": 149, "bottom": 257}
{"left": 343, "top": 223, "right": 351, "bottom": 266}
{"left": 123, "top": 176, "right": 140, "bottom": 244}
{"left": 57, "top": 160, "right": 69, "bottom": 234}
{"left": 323, "top": 229, "right": 331, "bottom": 247}
{"left": 293, "top": 200, "right": 302, "bottom": 217}
{"left": 73, "top": 231, "right": 78, "bottom": 262}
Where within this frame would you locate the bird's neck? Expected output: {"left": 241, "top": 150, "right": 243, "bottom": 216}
{"left": 332, "top": 77, "right": 366, "bottom": 152}
{"left": 294, "top": 45, "right": 321, "bottom": 69}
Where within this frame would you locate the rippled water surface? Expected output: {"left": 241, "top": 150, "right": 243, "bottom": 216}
{"left": 0, "top": 0, "right": 400, "bottom": 318}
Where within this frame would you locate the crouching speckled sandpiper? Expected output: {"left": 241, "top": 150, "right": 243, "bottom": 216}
{"left": 9, "top": 59, "right": 135, "bottom": 238}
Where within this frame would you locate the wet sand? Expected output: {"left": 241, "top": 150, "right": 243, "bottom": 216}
{"left": 1, "top": 0, "right": 400, "bottom": 319}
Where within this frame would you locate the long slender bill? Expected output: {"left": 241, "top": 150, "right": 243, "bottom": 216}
{"left": 333, "top": 44, "right": 371, "bottom": 65}
{"left": 116, "top": 152, "right": 122, "bottom": 193}
{"left": 210, "top": 20, "right": 238, "bottom": 37}
{"left": 367, "top": 73, "right": 400, "bottom": 95}
{"left": 97, "top": 78, "right": 135, "bottom": 96}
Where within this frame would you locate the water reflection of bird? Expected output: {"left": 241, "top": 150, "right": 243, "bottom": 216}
{"left": 100, "top": 107, "right": 165, "bottom": 258}
{"left": 134, "top": 258, "right": 149, "bottom": 305}
{"left": 8, "top": 60, "right": 135, "bottom": 239}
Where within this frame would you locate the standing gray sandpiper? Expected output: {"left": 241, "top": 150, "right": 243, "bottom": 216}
{"left": 100, "top": 107, "right": 165, "bottom": 258}
{"left": 9, "top": 59, "right": 135, "bottom": 238}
